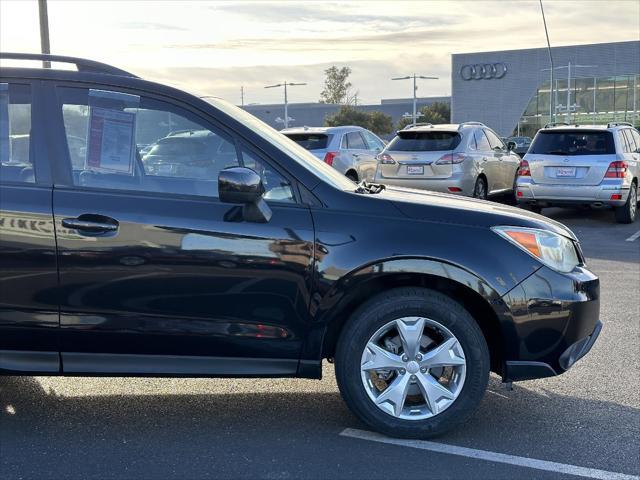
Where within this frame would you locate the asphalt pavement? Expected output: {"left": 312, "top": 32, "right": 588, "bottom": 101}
{"left": 1, "top": 205, "right": 639, "bottom": 480}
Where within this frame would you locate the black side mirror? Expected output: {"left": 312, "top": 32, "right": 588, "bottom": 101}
{"left": 507, "top": 141, "right": 517, "bottom": 152}
{"left": 219, "top": 167, "right": 272, "bottom": 223}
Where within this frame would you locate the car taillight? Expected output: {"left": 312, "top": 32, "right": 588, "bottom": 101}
{"left": 377, "top": 153, "right": 396, "bottom": 164}
{"left": 436, "top": 153, "right": 466, "bottom": 164}
{"left": 604, "top": 161, "right": 628, "bottom": 178}
{"left": 323, "top": 151, "right": 338, "bottom": 166}
{"left": 517, "top": 160, "right": 531, "bottom": 177}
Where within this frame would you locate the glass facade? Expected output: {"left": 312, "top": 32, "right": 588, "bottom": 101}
{"left": 516, "top": 74, "right": 640, "bottom": 137}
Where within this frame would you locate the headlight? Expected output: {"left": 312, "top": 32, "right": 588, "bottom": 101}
{"left": 492, "top": 226, "right": 580, "bottom": 273}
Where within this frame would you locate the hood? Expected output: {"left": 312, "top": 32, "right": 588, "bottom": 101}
{"left": 382, "top": 186, "right": 577, "bottom": 240}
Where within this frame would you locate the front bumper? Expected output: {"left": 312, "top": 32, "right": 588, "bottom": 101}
{"left": 501, "top": 265, "right": 601, "bottom": 382}
{"left": 516, "top": 179, "right": 631, "bottom": 207}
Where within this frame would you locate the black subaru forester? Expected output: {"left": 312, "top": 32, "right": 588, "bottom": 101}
{"left": 0, "top": 53, "right": 601, "bottom": 438}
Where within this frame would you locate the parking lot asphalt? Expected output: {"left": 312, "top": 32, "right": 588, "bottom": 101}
{"left": 1, "top": 206, "right": 639, "bottom": 480}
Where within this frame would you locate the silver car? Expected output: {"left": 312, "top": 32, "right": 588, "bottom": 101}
{"left": 516, "top": 123, "right": 639, "bottom": 223}
{"left": 281, "top": 126, "right": 385, "bottom": 182}
{"left": 374, "top": 122, "right": 521, "bottom": 199}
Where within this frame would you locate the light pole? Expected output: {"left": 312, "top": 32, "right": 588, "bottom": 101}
{"left": 38, "top": 0, "right": 51, "bottom": 68}
{"left": 264, "top": 81, "right": 306, "bottom": 129}
{"left": 543, "top": 63, "right": 596, "bottom": 123}
{"left": 392, "top": 74, "right": 438, "bottom": 126}
{"left": 539, "top": 0, "right": 554, "bottom": 123}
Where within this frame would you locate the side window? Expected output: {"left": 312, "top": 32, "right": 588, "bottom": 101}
{"left": 0, "top": 83, "right": 34, "bottom": 184}
{"left": 630, "top": 129, "right": 640, "bottom": 153}
{"left": 340, "top": 134, "right": 348, "bottom": 149}
{"left": 622, "top": 129, "right": 637, "bottom": 153}
{"left": 362, "top": 131, "right": 384, "bottom": 151}
{"left": 468, "top": 131, "right": 478, "bottom": 150}
{"left": 474, "top": 129, "right": 492, "bottom": 151}
{"left": 484, "top": 129, "right": 505, "bottom": 150}
{"left": 346, "top": 131, "right": 367, "bottom": 149}
{"left": 240, "top": 148, "right": 295, "bottom": 203}
{"left": 618, "top": 131, "right": 631, "bottom": 153}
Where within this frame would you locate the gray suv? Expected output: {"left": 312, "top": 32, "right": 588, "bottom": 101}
{"left": 516, "top": 123, "right": 639, "bottom": 223}
{"left": 374, "top": 122, "right": 521, "bottom": 199}
{"left": 282, "top": 125, "right": 385, "bottom": 182}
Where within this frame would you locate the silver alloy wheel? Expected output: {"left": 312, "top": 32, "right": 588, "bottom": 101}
{"left": 473, "top": 178, "right": 486, "bottom": 199}
{"left": 630, "top": 185, "right": 637, "bottom": 220}
{"left": 360, "top": 316, "right": 466, "bottom": 420}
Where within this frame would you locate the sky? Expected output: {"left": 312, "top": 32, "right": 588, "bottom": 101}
{"left": 1, "top": 0, "right": 638, "bottom": 105}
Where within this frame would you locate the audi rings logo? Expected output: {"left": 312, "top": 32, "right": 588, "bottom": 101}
{"left": 460, "top": 63, "right": 508, "bottom": 80}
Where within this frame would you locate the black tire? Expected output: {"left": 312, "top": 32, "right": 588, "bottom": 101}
{"left": 346, "top": 171, "right": 359, "bottom": 182}
{"left": 335, "top": 287, "right": 490, "bottom": 439}
{"left": 472, "top": 176, "right": 487, "bottom": 199}
{"left": 613, "top": 182, "right": 637, "bottom": 224}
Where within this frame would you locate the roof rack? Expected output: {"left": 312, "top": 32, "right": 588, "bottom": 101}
{"left": 402, "top": 123, "right": 433, "bottom": 130}
{"left": 0, "top": 52, "right": 137, "bottom": 78}
{"left": 458, "top": 121, "right": 485, "bottom": 130}
{"left": 543, "top": 122, "right": 571, "bottom": 128}
{"left": 607, "top": 121, "right": 633, "bottom": 128}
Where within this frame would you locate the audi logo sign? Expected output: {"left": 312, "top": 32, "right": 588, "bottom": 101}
{"left": 460, "top": 63, "right": 508, "bottom": 80}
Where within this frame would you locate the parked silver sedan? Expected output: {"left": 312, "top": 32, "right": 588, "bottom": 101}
{"left": 516, "top": 122, "right": 639, "bottom": 223}
{"left": 281, "top": 125, "right": 385, "bottom": 182}
{"left": 374, "top": 122, "right": 521, "bottom": 199}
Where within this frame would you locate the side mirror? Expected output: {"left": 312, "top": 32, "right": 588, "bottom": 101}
{"left": 507, "top": 141, "right": 517, "bottom": 152}
{"left": 219, "top": 167, "right": 272, "bottom": 223}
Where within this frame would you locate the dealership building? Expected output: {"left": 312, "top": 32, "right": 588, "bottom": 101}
{"left": 244, "top": 40, "right": 639, "bottom": 138}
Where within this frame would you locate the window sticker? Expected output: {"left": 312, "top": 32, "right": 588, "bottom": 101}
{"left": 85, "top": 89, "right": 140, "bottom": 175}
{"left": 0, "top": 84, "right": 9, "bottom": 164}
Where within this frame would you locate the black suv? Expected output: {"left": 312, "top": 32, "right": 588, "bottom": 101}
{"left": 0, "top": 53, "right": 601, "bottom": 438}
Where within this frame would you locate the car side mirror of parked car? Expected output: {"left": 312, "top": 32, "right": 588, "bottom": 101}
{"left": 507, "top": 141, "right": 517, "bottom": 152}
{"left": 219, "top": 167, "right": 272, "bottom": 223}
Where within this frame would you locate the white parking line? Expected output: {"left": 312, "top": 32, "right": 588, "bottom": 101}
{"left": 625, "top": 230, "right": 640, "bottom": 242}
{"left": 340, "top": 428, "right": 640, "bottom": 480}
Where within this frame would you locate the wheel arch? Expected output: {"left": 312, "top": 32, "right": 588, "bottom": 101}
{"left": 313, "top": 258, "right": 508, "bottom": 377}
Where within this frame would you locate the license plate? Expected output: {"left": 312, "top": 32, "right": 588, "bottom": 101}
{"left": 407, "top": 166, "right": 424, "bottom": 175}
{"left": 556, "top": 167, "right": 576, "bottom": 177}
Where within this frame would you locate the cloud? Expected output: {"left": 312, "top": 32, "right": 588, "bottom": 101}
{"left": 120, "top": 21, "right": 188, "bottom": 32}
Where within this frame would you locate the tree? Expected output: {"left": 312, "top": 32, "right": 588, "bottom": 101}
{"left": 324, "top": 106, "right": 393, "bottom": 136}
{"left": 397, "top": 101, "right": 451, "bottom": 129}
{"left": 319, "top": 66, "right": 353, "bottom": 105}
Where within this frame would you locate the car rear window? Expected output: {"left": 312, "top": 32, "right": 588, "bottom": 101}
{"left": 387, "top": 131, "right": 461, "bottom": 151}
{"left": 529, "top": 131, "right": 615, "bottom": 156}
{"left": 284, "top": 133, "right": 329, "bottom": 150}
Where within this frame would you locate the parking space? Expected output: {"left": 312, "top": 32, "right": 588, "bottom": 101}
{"left": 1, "top": 207, "right": 639, "bottom": 480}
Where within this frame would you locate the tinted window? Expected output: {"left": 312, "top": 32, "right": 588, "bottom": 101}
{"left": 362, "top": 130, "right": 384, "bottom": 150}
{"left": 388, "top": 131, "right": 461, "bottom": 152}
{"left": 621, "top": 129, "right": 637, "bottom": 153}
{"left": 529, "top": 131, "right": 615, "bottom": 156}
{"left": 283, "top": 133, "right": 329, "bottom": 150}
{"left": 58, "top": 87, "right": 293, "bottom": 201}
{"left": 630, "top": 129, "right": 640, "bottom": 153}
{"left": 0, "top": 83, "right": 34, "bottom": 183}
{"left": 484, "top": 129, "right": 505, "bottom": 150}
{"left": 474, "top": 130, "right": 491, "bottom": 151}
{"left": 346, "top": 131, "right": 367, "bottom": 149}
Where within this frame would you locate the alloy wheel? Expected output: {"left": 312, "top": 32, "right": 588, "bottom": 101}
{"left": 473, "top": 178, "right": 487, "bottom": 199}
{"left": 360, "top": 317, "right": 466, "bottom": 420}
{"left": 630, "top": 186, "right": 637, "bottom": 221}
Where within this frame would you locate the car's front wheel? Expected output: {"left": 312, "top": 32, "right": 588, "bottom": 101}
{"left": 335, "top": 287, "right": 489, "bottom": 439}
{"left": 472, "top": 176, "right": 487, "bottom": 199}
{"left": 613, "top": 182, "right": 637, "bottom": 224}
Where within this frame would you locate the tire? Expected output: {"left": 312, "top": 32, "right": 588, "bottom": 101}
{"left": 614, "top": 182, "right": 637, "bottom": 224}
{"left": 346, "top": 171, "right": 359, "bottom": 182}
{"left": 472, "top": 176, "right": 487, "bottom": 199}
{"left": 335, "top": 287, "right": 490, "bottom": 439}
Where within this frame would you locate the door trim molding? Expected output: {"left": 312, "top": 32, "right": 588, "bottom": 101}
{"left": 0, "top": 350, "right": 60, "bottom": 373}
{"left": 61, "top": 352, "right": 298, "bottom": 377}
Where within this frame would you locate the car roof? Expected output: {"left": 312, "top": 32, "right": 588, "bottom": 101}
{"left": 280, "top": 125, "right": 365, "bottom": 135}
{"left": 399, "top": 122, "right": 487, "bottom": 133}
{"left": 540, "top": 123, "right": 636, "bottom": 132}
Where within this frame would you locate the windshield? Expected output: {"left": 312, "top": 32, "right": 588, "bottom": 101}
{"left": 387, "top": 131, "right": 461, "bottom": 152}
{"left": 283, "top": 133, "right": 330, "bottom": 150}
{"left": 529, "top": 131, "right": 615, "bottom": 156}
{"left": 203, "top": 98, "right": 355, "bottom": 190}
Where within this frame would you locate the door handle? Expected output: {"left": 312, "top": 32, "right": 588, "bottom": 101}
{"left": 62, "top": 215, "right": 119, "bottom": 234}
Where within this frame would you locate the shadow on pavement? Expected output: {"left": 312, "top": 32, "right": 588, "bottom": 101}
{"left": 1, "top": 376, "right": 638, "bottom": 479}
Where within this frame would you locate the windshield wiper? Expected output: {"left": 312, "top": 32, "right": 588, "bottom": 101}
{"left": 355, "top": 180, "right": 386, "bottom": 194}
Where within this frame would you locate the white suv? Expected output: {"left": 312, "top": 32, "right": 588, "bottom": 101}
{"left": 516, "top": 123, "right": 639, "bottom": 223}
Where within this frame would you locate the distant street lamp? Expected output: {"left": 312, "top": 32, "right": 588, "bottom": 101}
{"left": 264, "top": 81, "right": 306, "bottom": 128}
{"left": 38, "top": 0, "right": 51, "bottom": 68}
{"left": 392, "top": 74, "right": 438, "bottom": 126}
